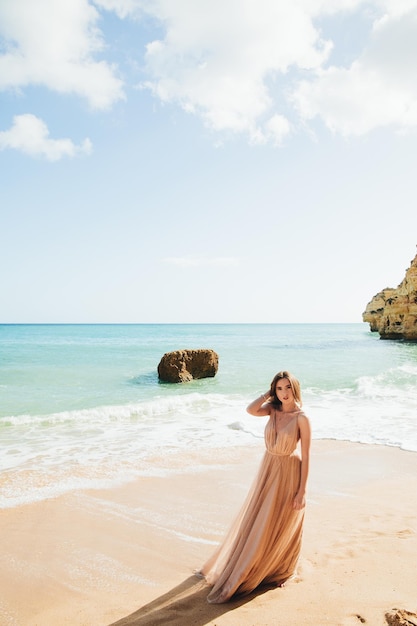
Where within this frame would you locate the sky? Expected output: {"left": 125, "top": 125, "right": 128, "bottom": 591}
{"left": 1, "top": 0, "right": 417, "bottom": 324}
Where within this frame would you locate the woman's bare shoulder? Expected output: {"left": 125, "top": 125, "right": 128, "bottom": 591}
{"left": 297, "top": 408, "right": 310, "bottom": 421}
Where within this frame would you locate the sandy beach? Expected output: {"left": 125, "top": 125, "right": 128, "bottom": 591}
{"left": 1, "top": 440, "right": 416, "bottom": 626}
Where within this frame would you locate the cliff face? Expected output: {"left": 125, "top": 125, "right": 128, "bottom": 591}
{"left": 362, "top": 252, "right": 417, "bottom": 340}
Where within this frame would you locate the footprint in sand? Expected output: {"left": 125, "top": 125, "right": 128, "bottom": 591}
{"left": 396, "top": 528, "right": 415, "bottom": 539}
{"left": 385, "top": 608, "right": 417, "bottom": 626}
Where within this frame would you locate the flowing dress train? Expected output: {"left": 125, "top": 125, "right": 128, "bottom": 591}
{"left": 199, "top": 410, "right": 305, "bottom": 604}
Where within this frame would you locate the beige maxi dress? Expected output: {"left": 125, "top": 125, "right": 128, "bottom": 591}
{"left": 199, "top": 409, "right": 305, "bottom": 604}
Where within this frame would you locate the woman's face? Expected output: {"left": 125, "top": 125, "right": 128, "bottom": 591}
{"left": 275, "top": 378, "right": 293, "bottom": 404}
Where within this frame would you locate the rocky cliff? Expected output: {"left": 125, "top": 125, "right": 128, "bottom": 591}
{"left": 362, "top": 251, "right": 417, "bottom": 340}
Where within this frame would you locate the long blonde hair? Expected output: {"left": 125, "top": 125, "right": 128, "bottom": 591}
{"left": 268, "top": 371, "right": 302, "bottom": 409}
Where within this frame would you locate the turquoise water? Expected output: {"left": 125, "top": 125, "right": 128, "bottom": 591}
{"left": 1, "top": 323, "right": 416, "bottom": 508}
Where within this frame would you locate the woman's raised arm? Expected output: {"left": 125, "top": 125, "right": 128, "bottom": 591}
{"left": 246, "top": 393, "right": 272, "bottom": 417}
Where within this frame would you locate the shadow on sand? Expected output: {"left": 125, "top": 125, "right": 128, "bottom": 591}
{"left": 108, "top": 576, "right": 275, "bottom": 626}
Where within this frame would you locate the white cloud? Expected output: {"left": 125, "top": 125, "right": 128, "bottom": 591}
{"left": 94, "top": 0, "right": 143, "bottom": 19}
{"left": 116, "top": 0, "right": 417, "bottom": 140}
{"left": 0, "top": 114, "right": 92, "bottom": 160}
{"left": 162, "top": 256, "right": 240, "bottom": 268}
{"left": 292, "top": 2, "right": 417, "bottom": 135}
{"left": 3, "top": 0, "right": 417, "bottom": 145}
{"left": 263, "top": 114, "right": 292, "bottom": 145}
{"left": 0, "top": 0, "right": 124, "bottom": 109}
{"left": 130, "top": 0, "right": 332, "bottom": 142}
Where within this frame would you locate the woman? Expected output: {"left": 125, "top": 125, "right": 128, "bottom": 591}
{"left": 197, "top": 371, "right": 311, "bottom": 604}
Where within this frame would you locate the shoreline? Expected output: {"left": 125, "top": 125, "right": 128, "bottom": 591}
{"left": 1, "top": 440, "right": 416, "bottom": 625}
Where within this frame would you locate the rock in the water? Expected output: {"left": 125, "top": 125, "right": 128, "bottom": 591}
{"left": 157, "top": 349, "right": 219, "bottom": 383}
{"left": 362, "top": 250, "right": 417, "bottom": 340}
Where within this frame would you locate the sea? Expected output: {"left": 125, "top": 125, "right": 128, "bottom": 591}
{"left": 1, "top": 323, "right": 416, "bottom": 509}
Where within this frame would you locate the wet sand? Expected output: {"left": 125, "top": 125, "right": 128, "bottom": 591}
{"left": 1, "top": 440, "right": 416, "bottom": 626}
